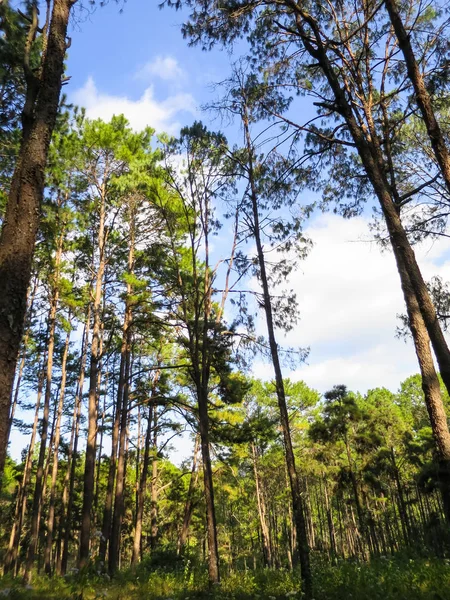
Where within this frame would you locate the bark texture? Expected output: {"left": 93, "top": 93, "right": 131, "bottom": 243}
{"left": 0, "top": 0, "right": 74, "bottom": 477}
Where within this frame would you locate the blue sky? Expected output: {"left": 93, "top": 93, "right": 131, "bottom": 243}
{"left": 66, "top": 1, "right": 232, "bottom": 133}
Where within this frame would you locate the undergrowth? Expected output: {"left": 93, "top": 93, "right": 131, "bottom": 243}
{"left": 0, "top": 555, "right": 449, "bottom": 599}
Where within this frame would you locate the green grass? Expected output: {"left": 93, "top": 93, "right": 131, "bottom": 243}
{"left": 1, "top": 556, "right": 450, "bottom": 599}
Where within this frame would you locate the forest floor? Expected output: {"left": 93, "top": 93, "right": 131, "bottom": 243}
{"left": 0, "top": 555, "right": 449, "bottom": 600}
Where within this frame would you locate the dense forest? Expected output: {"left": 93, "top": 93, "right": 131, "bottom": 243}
{"left": 1, "top": 0, "right": 450, "bottom": 598}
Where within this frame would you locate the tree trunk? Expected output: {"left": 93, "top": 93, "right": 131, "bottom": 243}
{"left": 344, "top": 438, "right": 367, "bottom": 556}
{"left": 304, "top": 478, "right": 315, "bottom": 550}
{"left": 384, "top": 0, "right": 450, "bottom": 197}
{"left": 195, "top": 185, "right": 221, "bottom": 585}
{"left": 322, "top": 476, "right": 337, "bottom": 558}
{"left": 150, "top": 406, "right": 159, "bottom": 550}
{"left": 177, "top": 434, "right": 200, "bottom": 556}
{"left": 108, "top": 347, "right": 130, "bottom": 574}
{"left": 4, "top": 363, "right": 44, "bottom": 575}
{"left": 7, "top": 280, "right": 37, "bottom": 444}
{"left": 61, "top": 308, "right": 89, "bottom": 574}
{"left": 108, "top": 223, "right": 134, "bottom": 574}
{"left": 396, "top": 252, "right": 450, "bottom": 519}
{"left": 242, "top": 109, "right": 312, "bottom": 599}
{"left": 95, "top": 389, "right": 106, "bottom": 514}
{"left": 0, "top": 0, "right": 75, "bottom": 478}
{"left": 197, "top": 381, "right": 220, "bottom": 583}
{"left": 44, "top": 325, "right": 71, "bottom": 574}
{"left": 131, "top": 405, "right": 151, "bottom": 565}
{"left": 131, "top": 367, "right": 162, "bottom": 565}
{"left": 251, "top": 443, "right": 272, "bottom": 567}
{"left": 390, "top": 447, "right": 410, "bottom": 544}
{"left": 79, "top": 185, "right": 106, "bottom": 569}
{"left": 99, "top": 354, "right": 122, "bottom": 565}
{"left": 24, "top": 252, "right": 62, "bottom": 582}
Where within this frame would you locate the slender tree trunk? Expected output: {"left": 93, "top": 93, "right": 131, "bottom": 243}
{"left": 4, "top": 363, "right": 44, "bottom": 574}
{"left": 109, "top": 214, "right": 135, "bottom": 573}
{"left": 8, "top": 344, "right": 28, "bottom": 445}
{"left": 93, "top": 314, "right": 105, "bottom": 517}
{"left": 79, "top": 186, "right": 106, "bottom": 569}
{"left": 44, "top": 325, "right": 71, "bottom": 574}
{"left": 252, "top": 443, "right": 272, "bottom": 567}
{"left": 95, "top": 391, "right": 106, "bottom": 514}
{"left": 304, "top": 478, "right": 315, "bottom": 550}
{"left": 197, "top": 381, "right": 220, "bottom": 583}
{"left": 195, "top": 191, "right": 221, "bottom": 585}
{"left": 177, "top": 434, "right": 200, "bottom": 556}
{"left": 24, "top": 246, "right": 62, "bottom": 582}
{"left": 108, "top": 367, "right": 129, "bottom": 574}
{"left": 135, "top": 404, "right": 142, "bottom": 538}
{"left": 390, "top": 447, "right": 410, "bottom": 544}
{"left": 162, "top": 169, "right": 220, "bottom": 583}
{"left": 131, "top": 405, "right": 151, "bottom": 565}
{"left": 0, "top": 0, "right": 75, "bottom": 478}
{"left": 242, "top": 109, "right": 312, "bottom": 599}
{"left": 322, "top": 476, "right": 336, "bottom": 559}
{"left": 344, "top": 438, "right": 367, "bottom": 556}
{"left": 7, "top": 280, "right": 37, "bottom": 443}
{"left": 150, "top": 406, "right": 159, "bottom": 550}
{"left": 131, "top": 367, "right": 162, "bottom": 565}
{"left": 60, "top": 309, "right": 89, "bottom": 574}
{"left": 99, "top": 354, "right": 122, "bottom": 565}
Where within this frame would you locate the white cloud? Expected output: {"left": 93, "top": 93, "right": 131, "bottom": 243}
{"left": 135, "top": 55, "right": 186, "bottom": 83}
{"left": 289, "top": 343, "right": 415, "bottom": 394}
{"left": 253, "top": 213, "right": 450, "bottom": 395}
{"left": 71, "top": 77, "right": 197, "bottom": 135}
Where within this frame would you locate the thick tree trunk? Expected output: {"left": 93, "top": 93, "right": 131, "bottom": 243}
{"left": 396, "top": 249, "right": 450, "bottom": 519}
{"left": 79, "top": 187, "right": 106, "bottom": 569}
{"left": 0, "top": 0, "right": 74, "bottom": 478}
{"left": 242, "top": 111, "right": 312, "bottom": 599}
{"left": 44, "top": 326, "right": 71, "bottom": 574}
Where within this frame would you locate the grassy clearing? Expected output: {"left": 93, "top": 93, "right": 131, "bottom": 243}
{"left": 1, "top": 556, "right": 450, "bottom": 599}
